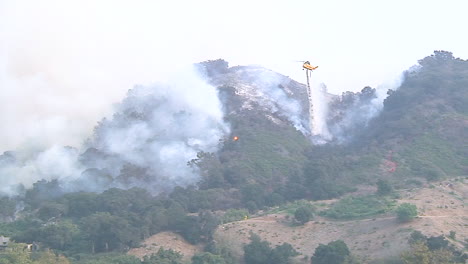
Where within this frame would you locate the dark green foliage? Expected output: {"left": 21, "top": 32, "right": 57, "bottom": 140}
{"left": 142, "top": 248, "right": 183, "bottom": 264}
{"left": 360, "top": 50, "right": 468, "bottom": 179}
{"left": 38, "top": 220, "right": 79, "bottom": 250}
{"left": 449, "top": 230, "right": 456, "bottom": 239}
{"left": 244, "top": 234, "right": 297, "bottom": 264}
{"left": 426, "top": 235, "right": 449, "bottom": 251}
{"left": 222, "top": 209, "right": 249, "bottom": 223}
{"left": 192, "top": 252, "right": 226, "bottom": 264}
{"left": 376, "top": 179, "right": 393, "bottom": 196}
{"left": 268, "top": 243, "right": 298, "bottom": 264}
{"left": 321, "top": 195, "right": 393, "bottom": 220}
{"left": 204, "top": 241, "right": 237, "bottom": 264}
{"left": 0, "top": 196, "right": 16, "bottom": 220}
{"left": 244, "top": 234, "right": 271, "bottom": 264}
{"left": 37, "top": 202, "right": 67, "bottom": 221}
{"left": 294, "top": 206, "right": 313, "bottom": 224}
{"left": 405, "top": 232, "right": 466, "bottom": 264}
{"left": 174, "top": 211, "right": 220, "bottom": 244}
{"left": 408, "top": 231, "right": 427, "bottom": 245}
{"left": 81, "top": 212, "right": 138, "bottom": 252}
{"left": 213, "top": 89, "right": 311, "bottom": 191}
{"left": 241, "top": 184, "right": 266, "bottom": 212}
{"left": 61, "top": 192, "right": 98, "bottom": 218}
{"left": 311, "top": 240, "right": 350, "bottom": 264}
{"left": 73, "top": 253, "right": 142, "bottom": 264}
{"left": 396, "top": 203, "right": 417, "bottom": 222}
{"left": 408, "top": 232, "right": 453, "bottom": 250}
{"left": 24, "top": 179, "right": 64, "bottom": 209}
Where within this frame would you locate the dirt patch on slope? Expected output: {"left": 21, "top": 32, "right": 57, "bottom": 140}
{"left": 128, "top": 231, "right": 202, "bottom": 261}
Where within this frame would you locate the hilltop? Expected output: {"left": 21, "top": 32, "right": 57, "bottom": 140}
{"left": 0, "top": 51, "right": 467, "bottom": 263}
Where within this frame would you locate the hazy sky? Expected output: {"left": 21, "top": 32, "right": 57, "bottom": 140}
{"left": 0, "top": 0, "right": 467, "bottom": 151}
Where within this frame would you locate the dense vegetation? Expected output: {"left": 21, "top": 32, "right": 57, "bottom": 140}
{"left": 1, "top": 51, "right": 467, "bottom": 263}
{"left": 320, "top": 195, "right": 395, "bottom": 220}
{"left": 243, "top": 234, "right": 297, "bottom": 264}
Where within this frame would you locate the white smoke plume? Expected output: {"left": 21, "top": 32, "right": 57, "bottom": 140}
{"left": 250, "top": 69, "right": 309, "bottom": 134}
{"left": 324, "top": 73, "right": 405, "bottom": 143}
{"left": 0, "top": 67, "right": 230, "bottom": 196}
{"left": 309, "top": 80, "right": 332, "bottom": 143}
{"left": 82, "top": 67, "right": 230, "bottom": 193}
{"left": 0, "top": 146, "right": 83, "bottom": 195}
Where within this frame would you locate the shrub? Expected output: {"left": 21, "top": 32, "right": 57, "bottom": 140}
{"left": 311, "top": 240, "right": 350, "bottom": 264}
{"left": 396, "top": 203, "right": 417, "bottom": 222}
{"left": 294, "top": 206, "right": 314, "bottom": 225}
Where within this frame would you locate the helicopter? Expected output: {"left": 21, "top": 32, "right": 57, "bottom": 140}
{"left": 302, "top": 61, "right": 319, "bottom": 71}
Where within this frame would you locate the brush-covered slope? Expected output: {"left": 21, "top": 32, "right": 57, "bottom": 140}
{"left": 195, "top": 60, "right": 312, "bottom": 192}
{"left": 355, "top": 51, "right": 468, "bottom": 182}
{"left": 194, "top": 52, "right": 468, "bottom": 202}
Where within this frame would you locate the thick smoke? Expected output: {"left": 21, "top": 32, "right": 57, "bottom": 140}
{"left": 309, "top": 80, "right": 332, "bottom": 143}
{"left": 0, "top": 146, "right": 83, "bottom": 195}
{"left": 197, "top": 61, "right": 311, "bottom": 136}
{"left": 249, "top": 69, "right": 310, "bottom": 134}
{"left": 324, "top": 73, "right": 405, "bottom": 143}
{"left": 0, "top": 68, "right": 230, "bottom": 196}
{"left": 81, "top": 68, "right": 230, "bottom": 193}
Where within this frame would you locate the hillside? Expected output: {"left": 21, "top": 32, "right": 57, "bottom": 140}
{"left": 0, "top": 51, "right": 467, "bottom": 264}
{"left": 212, "top": 178, "right": 467, "bottom": 263}
{"left": 358, "top": 51, "right": 468, "bottom": 181}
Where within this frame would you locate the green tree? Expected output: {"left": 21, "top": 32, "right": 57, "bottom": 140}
{"left": 142, "top": 247, "right": 183, "bottom": 264}
{"left": 294, "top": 206, "right": 313, "bottom": 225}
{"left": 400, "top": 242, "right": 455, "bottom": 264}
{"left": 70, "top": 253, "right": 141, "bottom": 264}
{"left": 39, "top": 220, "right": 79, "bottom": 250}
{"left": 0, "top": 243, "right": 70, "bottom": 264}
{"left": 0, "top": 243, "right": 32, "bottom": 264}
{"left": 62, "top": 192, "right": 98, "bottom": 218}
{"left": 197, "top": 211, "right": 220, "bottom": 242}
{"left": 243, "top": 234, "right": 297, "bottom": 264}
{"left": 0, "top": 197, "right": 16, "bottom": 220}
{"left": 145, "top": 206, "right": 169, "bottom": 234}
{"left": 81, "top": 212, "right": 136, "bottom": 253}
{"left": 33, "top": 251, "right": 71, "bottom": 264}
{"left": 222, "top": 209, "right": 249, "bottom": 223}
{"left": 269, "top": 243, "right": 298, "bottom": 264}
{"left": 37, "top": 202, "right": 67, "bottom": 221}
{"left": 311, "top": 240, "right": 350, "bottom": 264}
{"left": 396, "top": 203, "right": 417, "bottom": 222}
{"left": 243, "top": 234, "right": 271, "bottom": 264}
{"left": 24, "top": 180, "right": 64, "bottom": 209}
{"left": 408, "top": 230, "right": 427, "bottom": 245}
{"left": 426, "top": 235, "right": 448, "bottom": 251}
{"left": 376, "top": 179, "right": 393, "bottom": 196}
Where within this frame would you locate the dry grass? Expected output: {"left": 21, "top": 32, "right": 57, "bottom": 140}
{"left": 214, "top": 178, "right": 467, "bottom": 263}
{"left": 128, "top": 178, "right": 467, "bottom": 263}
{"left": 127, "top": 231, "right": 203, "bottom": 262}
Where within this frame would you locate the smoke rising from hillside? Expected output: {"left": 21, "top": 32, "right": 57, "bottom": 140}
{"left": 82, "top": 67, "right": 230, "bottom": 193}
{"left": 325, "top": 74, "right": 405, "bottom": 143}
{"left": 0, "top": 67, "right": 230, "bottom": 196}
{"left": 309, "top": 81, "right": 332, "bottom": 143}
{"left": 250, "top": 69, "right": 309, "bottom": 134}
